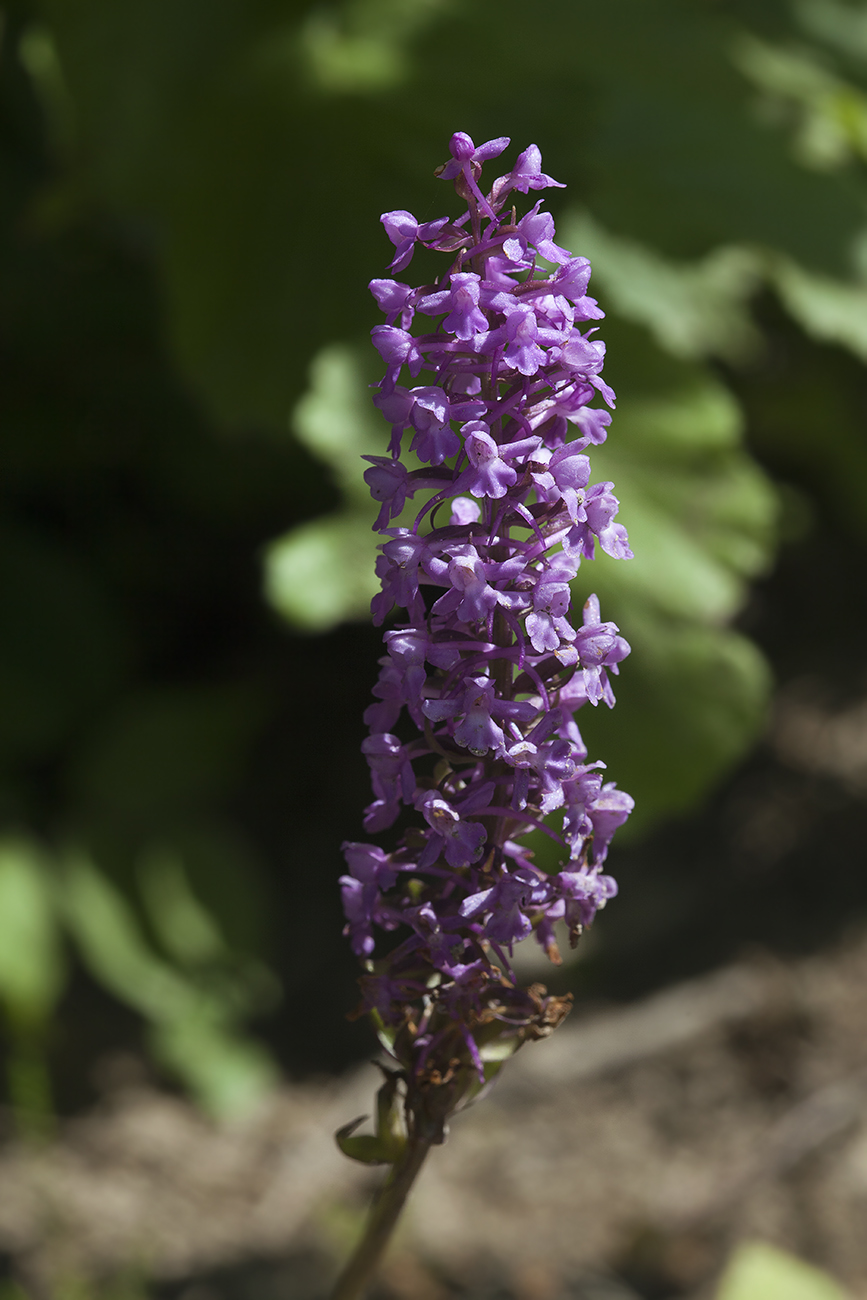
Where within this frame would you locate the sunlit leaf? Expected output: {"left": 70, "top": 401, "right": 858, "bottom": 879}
{"left": 265, "top": 510, "right": 377, "bottom": 632}
{"left": 297, "top": 0, "right": 454, "bottom": 95}
{"left": 289, "top": 345, "right": 382, "bottom": 500}
{"left": 716, "top": 1241, "right": 851, "bottom": 1300}
{"left": 264, "top": 344, "right": 394, "bottom": 631}
{"left": 0, "top": 838, "right": 63, "bottom": 1029}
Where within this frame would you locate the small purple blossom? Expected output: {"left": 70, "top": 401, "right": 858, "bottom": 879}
{"left": 416, "top": 789, "right": 490, "bottom": 868}
{"left": 339, "top": 843, "right": 399, "bottom": 956}
{"left": 495, "top": 143, "right": 565, "bottom": 196}
{"left": 436, "top": 132, "right": 511, "bottom": 220}
{"left": 459, "top": 869, "right": 537, "bottom": 947}
{"left": 362, "top": 733, "right": 416, "bottom": 832}
{"left": 454, "top": 425, "right": 518, "bottom": 499}
{"left": 380, "top": 210, "right": 452, "bottom": 273}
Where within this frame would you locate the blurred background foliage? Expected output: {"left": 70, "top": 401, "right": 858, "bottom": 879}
{"left": 0, "top": 0, "right": 866, "bottom": 1116}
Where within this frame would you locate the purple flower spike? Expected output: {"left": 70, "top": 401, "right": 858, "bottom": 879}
{"left": 341, "top": 135, "right": 634, "bottom": 1143}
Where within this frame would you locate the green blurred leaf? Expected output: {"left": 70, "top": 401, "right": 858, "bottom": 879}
{"left": 297, "top": 0, "right": 454, "bottom": 95}
{"left": 574, "top": 320, "right": 777, "bottom": 830}
{"left": 585, "top": 359, "right": 775, "bottom": 623}
{"left": 148, "top": 820, "right": 274, "bottom": 960}
{"left": 370, "top": 1007, "right": 398, "bottom": 1053}
{"left": 477, "top": 1037, "right": 521, "bottom": 1064}
{"left": 263, "top": 344, "right": 389, "bottom": 630}
{"left": 267, "top": 368, "right": 446, "bottom": 632}
{"left": 716, "top": 1241, "right": 851, "bottom": 1300}
{"left": 137, "top": 839, "right": 281, "bottom": 1012}
{"left": 0, "top": 1283, "right": 32, "bottom": 1300}
{"left": 0, "top": 838, "right": 63, "bottom": 1029}
{"left": 32, "top": 0, "right": 455, "bottom": 423}
{"left": 32, "top": 0, "right": 867, "bottom": 427}
{"left": 265, "top": 510, "right": 378, "bottom": 631}
{"left": 458, "top": 1059, "right": 504, "bottom": 1108}
{"left": 17, "top": 23, "right": 74, "bottom": 160}
{"left": 797, "top": 0, "right": 867, "bottom": 63}
{"left": 287, "top": 345, "right": 380, "bottom": 500}
{"left": 63, "top": 852, "right": 197, "bottom": 1019}
{"left": 62, "top": 852, "right": 277, "bottom": 1116}
{"left": 564, "top": 207, "right": 867, "bottom": 375}
{"left": 579, "top": 610, "right": 771, "bottom": 834}
{"left": 771, "top": 256, "right": 867, "bottom": 361}
{"left": 151, "top": 1012, "right": 276, "bottom": 1119}
{"left": 375, "top": 1070, "right": 404, "bottom": 1151}
{"left": 734, "top": 31, "right": 867, "bottom": 170}
{"left": 137, "top": 846, "right": 226, "bottom": 966}
{"left": 561, "top": 211, "right": 762, "bottom": 364}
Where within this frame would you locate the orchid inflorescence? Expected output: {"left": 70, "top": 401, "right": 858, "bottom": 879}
{"left": 340, "top": 132, "right": 634, "bottom": 1149}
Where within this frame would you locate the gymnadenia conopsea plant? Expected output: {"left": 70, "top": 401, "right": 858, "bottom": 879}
{"left": 330, "top": 133, "right": 634, "bottom": 1300}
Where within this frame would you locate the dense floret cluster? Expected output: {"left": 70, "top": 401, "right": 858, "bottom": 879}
{"left": 342, "top": 133, "right": 633, "bottom": 1126}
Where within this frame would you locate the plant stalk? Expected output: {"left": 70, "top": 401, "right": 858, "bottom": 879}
{"left": 328, "top": 1133, "right": 432, "bottom": 1300}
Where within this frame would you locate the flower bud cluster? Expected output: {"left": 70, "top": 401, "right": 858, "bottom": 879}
{"left": 342, "top": 134, "right": 634, "bottom": 1119}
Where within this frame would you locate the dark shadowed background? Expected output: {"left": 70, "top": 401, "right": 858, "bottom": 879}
{"left": 1, "top": 1, "right": 867, "bottom": 1291}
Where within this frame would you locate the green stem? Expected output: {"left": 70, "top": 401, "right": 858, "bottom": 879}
{"left": 328, "top": 1134, "right": 432, "bottom": 1300}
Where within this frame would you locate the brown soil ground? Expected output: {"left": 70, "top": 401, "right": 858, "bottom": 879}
{"left": 5, "top": 931, "right": 867, "bottom": 1300}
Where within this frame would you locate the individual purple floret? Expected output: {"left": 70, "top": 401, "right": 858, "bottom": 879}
{"left": 341, "top": 133, "right": 634, "bottom": 1145}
